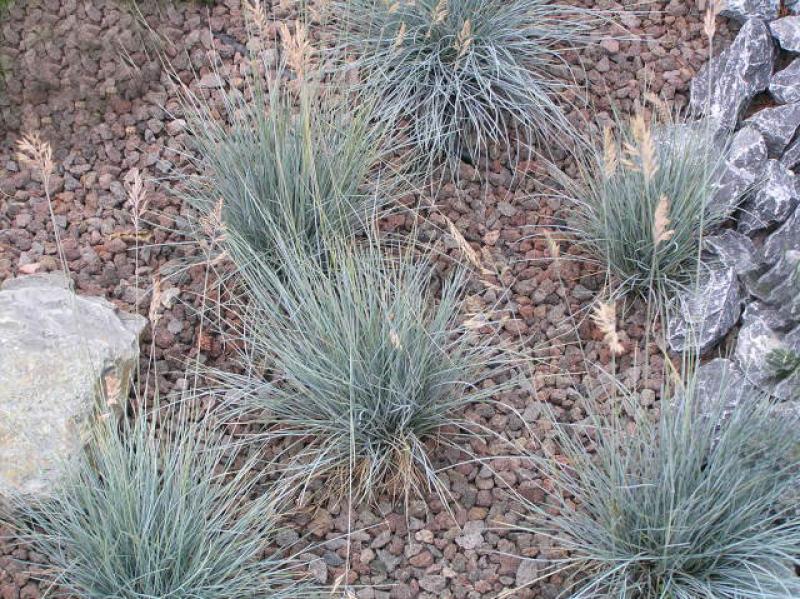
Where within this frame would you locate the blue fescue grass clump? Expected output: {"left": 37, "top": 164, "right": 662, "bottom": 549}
{"left": 516, "top": 367, "right": 800, "bottom": 598}
{"left": 180, "top": 65, "right": 390, "bottom": 270}
{"left": 562, "top": 110, "right": 732, "bottom": 309}
{"left": 331, "top": 0, "right": 609, "bottom": 174}
{"left": 215, "top": 231, "right": 516, "bottom": 505}
{"left": 14, "top": 402, "right": 316, "bottom": 599}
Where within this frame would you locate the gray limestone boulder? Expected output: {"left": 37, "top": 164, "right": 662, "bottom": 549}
{"left": 704, "top": 229, "right": 763, "bottom": 276}
{"left": 691, "top": 19, "right": 775, "bottom": 131}
{"left": 770, "top": 16, "right": 800, "bottom": 52}
{"left": 720, "top": 0, "right": 780, "bottom": 22}
{"left": 743, "top": 103, "right": 800, "bottom": 156}
{"left": 763, "top": 202, "right": 800, "bottom": 264}
{"left": 735, "top": 301, "right": 800, "bottom": 400}
{"left": 0, "top": 274, "right": 146, "bottom": 498}
{"left": 668, "top": 261, "right": 742, "bottom": 354}
{"left": 737, "top": 159, "right": 799, "bottom": 234}
{"left": 770, "top": 58, "right": 800, "bottom": 104}
{"left": 710, "top": 126, "right": 768, "bottom": 218}
{"left": 747, "top": 250, "right": 800, "bottom": 320}
{"left": 695, "top": 358, "right": 759, "bottom": 414}
{"left": 781, "top": 136, "right": 800, "bottom": 170}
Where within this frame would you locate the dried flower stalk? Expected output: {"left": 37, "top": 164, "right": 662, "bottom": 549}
{"left": 591, "top": 300, "right": 624, "bottom": 355}
{"left": 124, "top": 167, "right": 149, "bottom": 232}
{"left": 602, "top": 126, "right": 617, "bottom": 178}
{"left": 652, "top": 194, "right": 675, "bottom": 245}
{"left": 280, "top": 20, "right": 314, "bottom": 78}
{"left": 630, "top": 113, "right": 658, "bottom": 181}
{"left": 455, "top": 20, "right": 473, "bottom": 59}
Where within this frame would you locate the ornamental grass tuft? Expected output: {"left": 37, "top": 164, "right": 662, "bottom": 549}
{"left": 515, "top": 365, "right": 800, "bottom": 598}
{"left": 215, "top": 232, "right": 516, "bottom": 505}
{"left": 14, "top": 402, "right": 314, "bottom": 599}
{"left": 180, "top": 63, "right": 391, "bottom": 270}
{"left": 562, "top": 108, "right": 733, "bottom": 309}
{"left": 331, "top": 0, "right": 609, "bottom": 176}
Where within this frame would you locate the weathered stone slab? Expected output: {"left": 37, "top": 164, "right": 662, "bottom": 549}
{"left": 743, "top": 103, "right": 800, "bottom": 155}
{"left": 735, "top": 301, "right": 800, "bottom": 400}
{"left": 0, "top": 274, "right": 146, "bottom": 498}
{"left": 691, "top": 19, "right": 775, "bottom": 131}
{"left": 738, "top": 159, "right": 799, "bottom": 234}
{"left": 705, "top": 229, "right": 763, "bottom": 276}
{"left": 720, "top": 0, "right": 780, "bottom": 22}
{"left": 770, "top": 16, "right": 800, "bottom": 52}
{"left": 668, "top": 261, "right": 742, "bottom": 354}
{"left": 710, "top": 126, "right": 768, "bottom": 218}
{"left": 763, "top": 202, "right": 800, "bottom": 264}
{"left": 770, "top": 58, "right": 800, "bottom": 104}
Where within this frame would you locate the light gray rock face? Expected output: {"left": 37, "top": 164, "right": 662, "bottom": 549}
{"left": 770, "top": 59, "right": 800, "bottom": 103}
{"left": 782, "top": 136, "right": 800, "bottom": 170}
{"left": 720, "top": 0, "right": 780, "bottom": 22}
{"left": 743, "top": 103, "right": 800, "bottom": 155}
{"left": 668, "top": 261, "right": 742, "bottom": 354}
{"left": 735, "top": 302, "right": 800, "bottom": 400}
{"left": 789, "top": 0, "right": 800, "bottom": 15}
{"left": 0, "top": 274, "right": 146, "bottom": 498}
{"left": 710, "top": 126, "right": 768, "bottom": 218}
{"left": 770, "top": 16, "right": 800, "bottom": 52}
{"left": 696, "top": 358, "right": 758, "bottom": 413}
{"left": 763, "top": 200, "right": 800, "bottom": 264}
{"left": 690, "top": 19, "right": 775, "bottom": 131}
{"left": 705, "top": 229, "right": 763, "bottom": 276}
{"left": 738, "top": 159, "right": 799, "bottom": 234}
{"left": 747, "top": 250, "right": 800, "bottom": 320}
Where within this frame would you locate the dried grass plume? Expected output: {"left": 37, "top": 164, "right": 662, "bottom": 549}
{"left": 591, "top": 300, "right": 624, "bottom": 355}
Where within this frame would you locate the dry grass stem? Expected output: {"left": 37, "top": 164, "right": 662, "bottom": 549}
{"left": 630, "top": 113, "right": 658, "bottom": 181}
{"left": 394, "top": 21, "right": 407, "bottom": 49}
{"left": 591, "top": 300, "right": 624, "bottom": 355}
{"left": 124, "top": 167, "right": 149, "bottom": 231}
{"left": 652, "top": 195, "right": 675, "bottom": 245}
{"left": 455, "top": 20, "right": 473, "bottom": 59}
{"left": 602, "top": 126, "right": 617, "bottom": 178}
{"left": 279, "top": 20, "right": 313, "bottom": 77}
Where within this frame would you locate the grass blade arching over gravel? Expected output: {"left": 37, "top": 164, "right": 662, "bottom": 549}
{"left": 14, "top": 402, "right": 315, "bottom": 599}
{"left": 562, "top": 109, "right": 732, "bottom": 309}
{"left": 331, "top": 0, "right": 611, "bottom": 176}
{"left": 515, "top": 367, "right": 800, "bottom": 598}
{"left": 218, "top": 232, "right": 516, "bottom": 506}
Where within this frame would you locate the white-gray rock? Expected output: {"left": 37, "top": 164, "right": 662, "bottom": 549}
{"left": 747, "top": 250, "right": 800, "bottom": 320}
{"left": 735, "top": 302, "right": 800, "bottom": 400}
{"left": 720, "top": 0, "right": 780, "bottom": 22}
{"left": 695, "top": 358, "right": 758, "bottom": 413}
{"left": 0, "top": 274, "right": 146, "bottom": 498}
{"left": 770, "top": 16, "right": 800, "bottom": 52}
{"left": 763, "top": 203, "right": 800, "bottom": 263}
{"left": 691, "top": 19, "right": 776, "bottom": 130}
{"left": 738, "top": 159, "right": 799, "bottom": 234}
{"left": 668, "top": 261, "right": 742, "bottom": 354}
{"left": 781, "top": 136, "right": 800, "bottom": 170}
{"left": 710, "top": 126, "right": 768, "bottom": 218}
{"left": 770, "top": 59, "right": 800, "bottom": 103}
{"left": 743, "top": 103, "right": 800, "bottom": 155}
{"left": 705, "top": 229, "right": 763, "bottom": 276}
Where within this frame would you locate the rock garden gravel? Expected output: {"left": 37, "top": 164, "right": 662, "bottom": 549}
{"left": 0, "top": 1, "right": 736, "bottom": 597}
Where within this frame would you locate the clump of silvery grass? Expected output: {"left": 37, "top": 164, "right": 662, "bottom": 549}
{"left": 215, "top": 230, "right": 516, "bottom": 505}
{"left": 562, "top": 107, "right": 732, "bottom": 309}
{"left": 13, "top": 401, "right": 316, "bottom": 599}
{"left": 513, "top": 366, "right": 800, "bottom": 598}
{"left": 179, "top": 47, "right": 394, "bottom": 270}
{"left": 330, "top": 0, "right": 610, "bottom": 177}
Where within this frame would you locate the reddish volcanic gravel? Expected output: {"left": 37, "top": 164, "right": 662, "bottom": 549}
{"left": 0, "top": 0, "right": 735, "bottom": 597}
